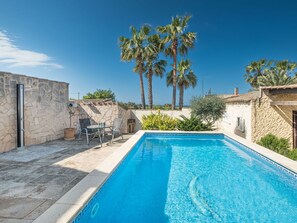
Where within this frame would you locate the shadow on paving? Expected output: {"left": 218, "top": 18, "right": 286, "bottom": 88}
{"left": 0, "top": 135, "right": 131, "bottom": 223}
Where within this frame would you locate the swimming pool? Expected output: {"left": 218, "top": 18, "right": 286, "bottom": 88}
{"left": 72, "top": 133, "right": 297, "bottom": 223}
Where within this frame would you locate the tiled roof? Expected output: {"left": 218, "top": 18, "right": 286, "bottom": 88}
{"left": 224, "top": 91, "right": 259, "bottom": 103}
{"left": 260, "top": 84, "right": 297, "bottom": 90}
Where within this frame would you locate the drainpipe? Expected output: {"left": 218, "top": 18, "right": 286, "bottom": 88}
{"left": 17, "top": 84, "right": 25, "bottom": 148}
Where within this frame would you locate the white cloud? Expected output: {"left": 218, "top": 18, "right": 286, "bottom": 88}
{"left": 0, "top": 31, "right": 63, "bottom": 69}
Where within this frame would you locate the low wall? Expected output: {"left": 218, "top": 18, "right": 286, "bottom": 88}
{"left": 0, "top": 72, "right": 69, "bottom": 153}
{"left": 71, "top": 104, "right": 190, "bottom": 133}
{"left": 130, "top": 108, "right": 191, "bottom": 131}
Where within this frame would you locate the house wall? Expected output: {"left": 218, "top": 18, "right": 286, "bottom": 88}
{"left": 0, "top": 72, "right": 69, "bottom": 153}
{"left": 218, "top": 102, "right": 253, "bottom": 140}
{"left": 130, "top": 108, "right": 191, "bottom": 131}
{"left": 252, "top": 91, "right": 297, "bottom": 147}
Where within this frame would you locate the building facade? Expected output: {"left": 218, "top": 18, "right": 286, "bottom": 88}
{"left": 218, "top": 85, "right": 297, "bottom": 148}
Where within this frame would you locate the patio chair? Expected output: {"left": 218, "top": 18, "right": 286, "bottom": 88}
{"left": 106, "top": 118, "right": 124, "bottom": 143}
{"left": 78, "top": 118, "right": 101, "bottom": 145}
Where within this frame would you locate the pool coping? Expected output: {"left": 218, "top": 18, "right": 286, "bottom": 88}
{"left": 33, "top": 130, "right": 297, "bottom": 223}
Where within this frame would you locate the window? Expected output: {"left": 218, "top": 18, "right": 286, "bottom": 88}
{"left": 236, "top": 117, "right": 245, "bottom": 132}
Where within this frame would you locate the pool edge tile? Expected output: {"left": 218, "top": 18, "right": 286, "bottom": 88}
{"left": 223, "top": 131, "right": 297, "bottom": 174}
{"left": 32, "top": 203, "right": 82, "bottom": 223}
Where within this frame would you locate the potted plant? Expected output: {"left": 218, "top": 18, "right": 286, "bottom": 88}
{"left": 64, "top": 102, "right": 77, "bottom": 140}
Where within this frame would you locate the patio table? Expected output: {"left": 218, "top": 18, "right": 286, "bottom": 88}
{"left": 87, "top": 124, "right": 112, "bottom": 147}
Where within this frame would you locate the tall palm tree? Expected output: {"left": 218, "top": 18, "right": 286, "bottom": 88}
{"left": 119, "top": 25, "right": 156, "bottom": 109}
{"left": 145, "top": 58, "right": 167, "bottom": 109}
{"left": 144, "top": 34, "right": 167, "bottom": 109}
{"left": 167, "top": 60, "right": 197, "bottom": 110}
{"left": 157, "top": 15, "right": 196, "bottom": 110}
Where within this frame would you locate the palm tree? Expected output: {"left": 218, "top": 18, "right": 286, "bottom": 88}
{"left": 257, "top": 69, "right": 297, "bottom": 86}
{"left": 244, "top": 59, "right": 270, "bottom": 89}
{"left": 157, "top": 15, "right": 196, "bottom": 110}
{"left": 245, "top": 59, "right": 297, "bottom": 88}
{"left": 167, "top": 60, "right": 197, "bottom": 110}
{"left": 119, "top": 25, "right": 156, "bottom": 109}
{"left": 144, "top": 34, "right": 167, "bottom": 109}
{"left": 145, "top": 57, "right": 167, "bottom": 109}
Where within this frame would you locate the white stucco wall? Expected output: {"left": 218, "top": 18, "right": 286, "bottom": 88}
{"left": 130, "top": 108, "right": 191, "bottom": 131}
{"left": 218, "top": 102, "right": 252, "bottom": 141}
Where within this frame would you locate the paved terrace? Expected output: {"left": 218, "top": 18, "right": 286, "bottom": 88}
{"left": 0, "top": 135, "right": 132, "bottom": 223}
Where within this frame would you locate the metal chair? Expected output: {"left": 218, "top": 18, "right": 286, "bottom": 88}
{"left": 106, "top": 118, "right": 123, "bottom": 143}
{"left": 78, "top": 118, "right": 101, "bottom": 145}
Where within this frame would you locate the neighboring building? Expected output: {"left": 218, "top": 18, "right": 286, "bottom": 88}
{"left": 218, "top": 85, "right": 297, "bottom": 148}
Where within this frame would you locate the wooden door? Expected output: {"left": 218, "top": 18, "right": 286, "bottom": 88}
{"left": 293, "top": 111, "right": 297, "bottom": 148}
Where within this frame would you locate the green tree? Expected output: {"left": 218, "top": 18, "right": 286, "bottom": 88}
{"left": 144, "top": 34, "right": 167, "bottom": 109}
{"left": 167, "top": 59, "right": 197, "bottom": 110}
{"left": 119, "top": 25, "right": 156, "bottom": 109}
{"left": 83, "top": 89, "right": 116, "bottom": 101}
{"left": 157, "top": 15, "right": 196, "bottom": 110}
{"left": 190, "top": 95, "right": 226, "bottom": 126}
{"left": 245, "top": 59, "right": 297, "bottom": 88}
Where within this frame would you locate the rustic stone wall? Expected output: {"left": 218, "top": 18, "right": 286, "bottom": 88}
{"left": 0, "top": 72, "right": 69, "bottom": 153}
{"left": 71, "top": 100, "right": 130, "bottom": 134}
{"left": 252, "top": 91, "right": 297, "bottom": 148}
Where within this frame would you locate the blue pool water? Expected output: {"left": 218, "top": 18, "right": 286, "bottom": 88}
{"left": 73, "top": 133, "right": 297, "bottom": 223}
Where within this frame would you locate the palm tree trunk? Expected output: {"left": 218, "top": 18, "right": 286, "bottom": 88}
{"left": 138, "top": 60, "right": 146, "bottom": 109}
{"left": 172, "top": 40, "right": 177, "bottom": 110}
{"left": 148, "top": 69, "right": 153, "bottom": 109}
{"left": 179, "top": 85, "right": 184, "bottom": 110}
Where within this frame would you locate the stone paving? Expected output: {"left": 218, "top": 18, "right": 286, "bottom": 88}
{"left": 0, "top": 135, "right": 132, "bottom": 223}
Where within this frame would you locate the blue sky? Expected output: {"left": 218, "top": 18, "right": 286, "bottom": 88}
{"left": 0, "top": 0, "right": 297, "bottom": 105}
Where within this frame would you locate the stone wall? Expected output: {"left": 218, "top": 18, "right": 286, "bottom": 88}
{"left": 71, "top": 100, "right": 130, "bottom": 134}
{"left": 0, "top": 72, "right": 69, "bottom": 153}
{"left": 218, "top": 102, "right": 253, "bottom": 141}
{"left": 252, "top": 91, "right": 297, "bottom": 147}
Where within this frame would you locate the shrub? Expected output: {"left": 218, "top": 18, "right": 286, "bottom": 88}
{"left": 190, "top": 95, "right": 226, "bottom": 126}
{"left": 177, "top": 115, "right": 211, "bottom": 131}
{"left": 257, "top": 134, "right": 297, "bottom": 160}
{"left": 142, "top": 112, "right": 177, "bottom": 130}
{"left": 257, "top": 134, "right": 289, "bottom": 152}
{"left": 287, "top": 150, "right": 297, "bottom": 160}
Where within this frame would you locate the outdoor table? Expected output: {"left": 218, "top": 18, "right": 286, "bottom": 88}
{"left": 87, "top": 124, "right": 112, "bottom": 146}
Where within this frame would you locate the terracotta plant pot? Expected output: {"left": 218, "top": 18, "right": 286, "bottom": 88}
{"left": 64, "top": 128, "right": 75, "bottom": 140}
